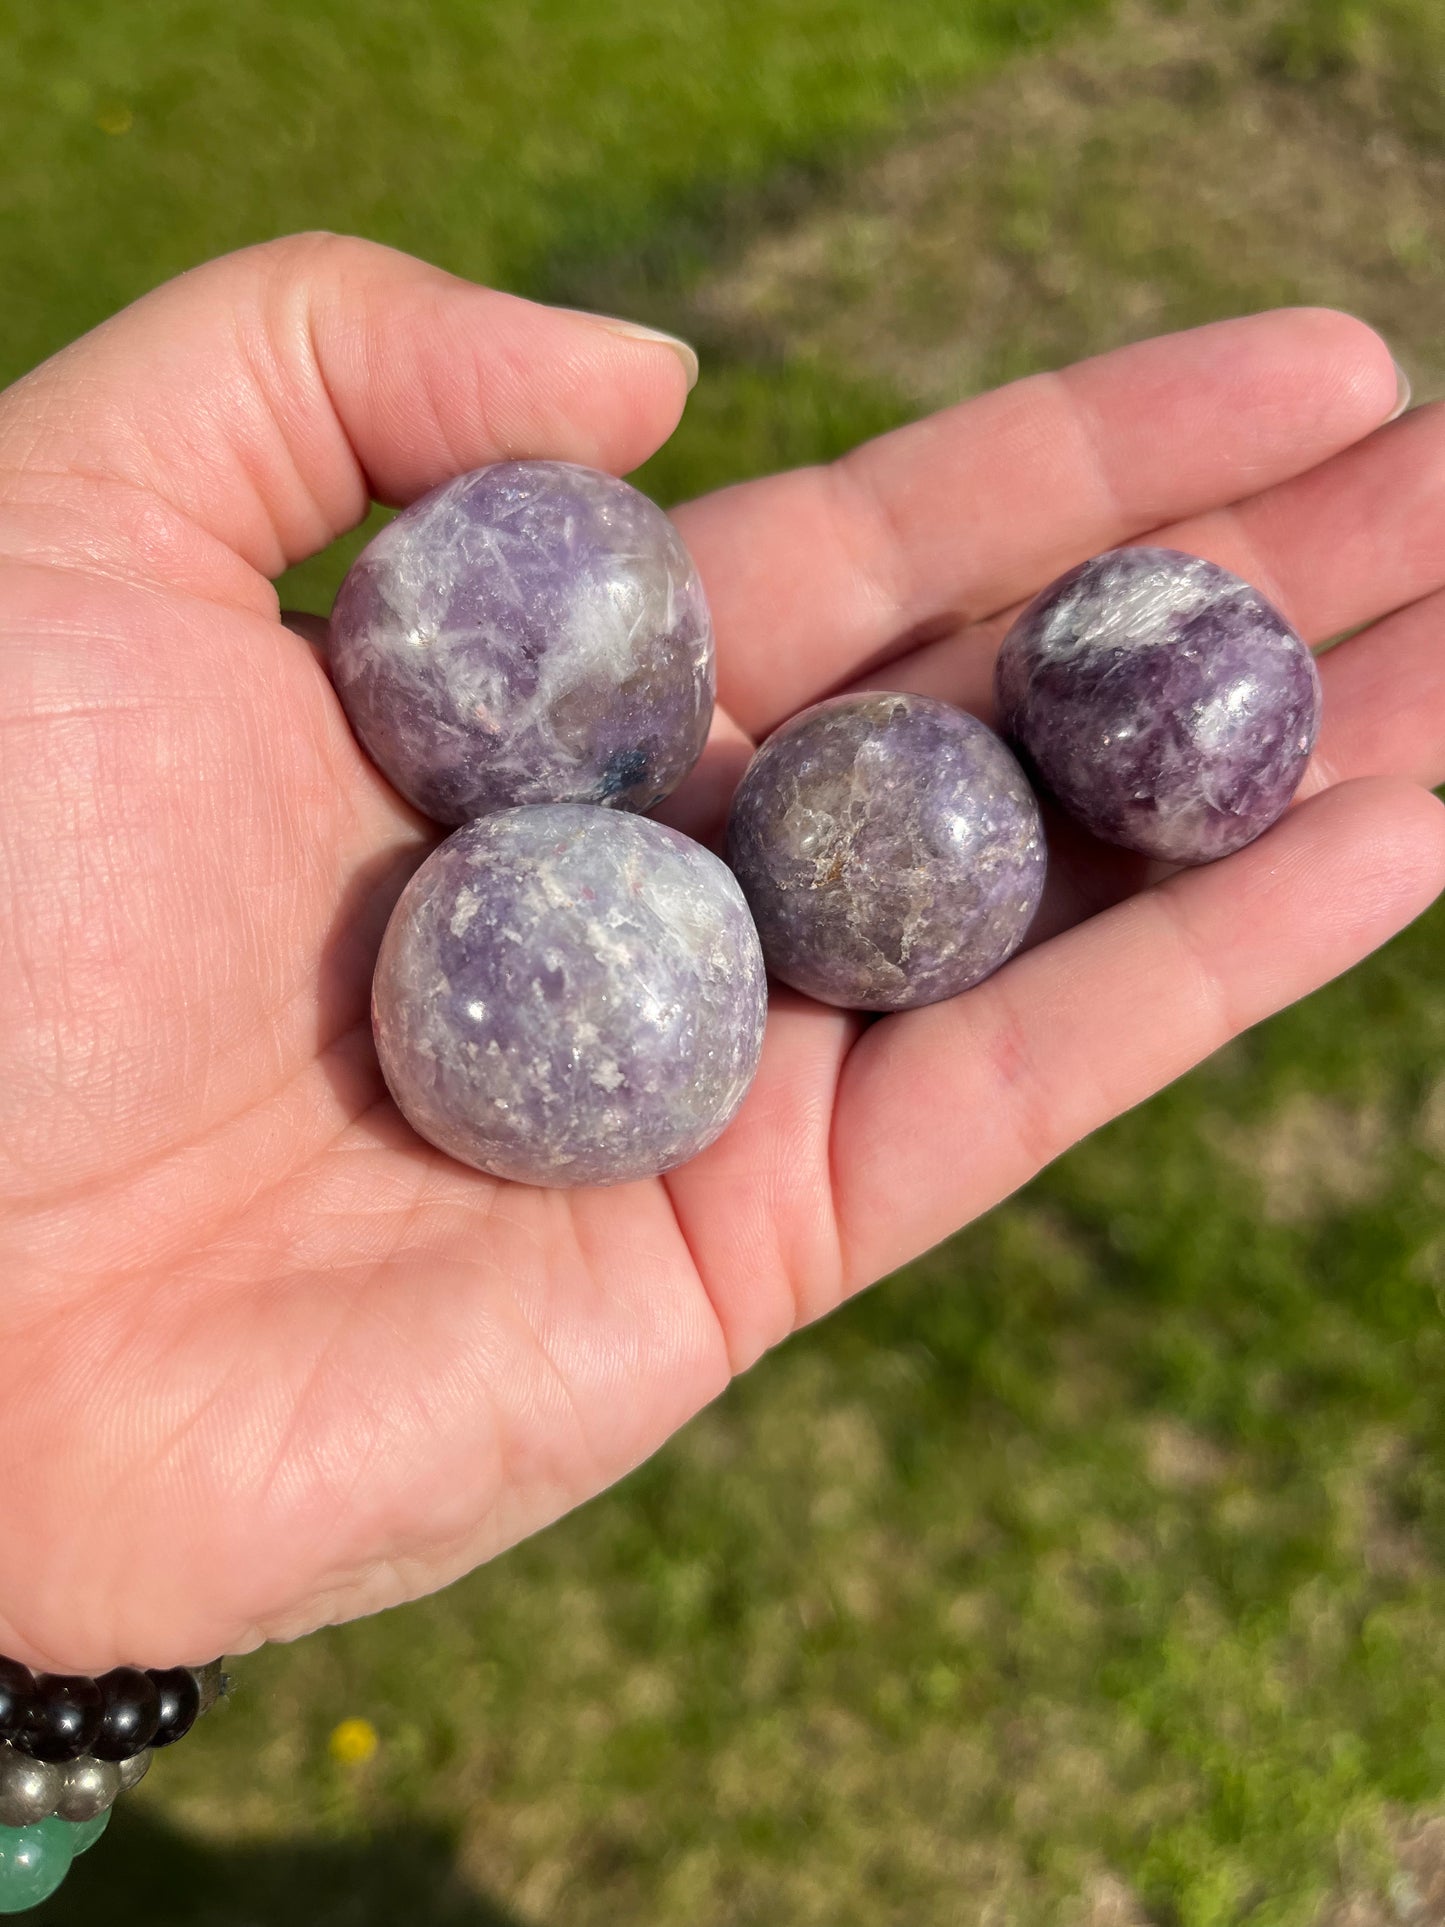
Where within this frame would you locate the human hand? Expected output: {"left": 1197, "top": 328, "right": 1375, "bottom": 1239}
{"left": 3, "top": 236, "right": 1440, "bottom": 1672}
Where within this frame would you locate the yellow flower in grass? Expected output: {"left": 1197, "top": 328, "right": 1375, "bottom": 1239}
{"left": 328, "top": 1717, "right": 380, "bottom": 1766}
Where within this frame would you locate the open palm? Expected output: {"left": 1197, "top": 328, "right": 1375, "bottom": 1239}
{"left": 4, "top": 236, "right": 1442, "bottom": 1674}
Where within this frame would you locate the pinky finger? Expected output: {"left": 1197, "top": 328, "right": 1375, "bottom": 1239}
{"left": 831, "top": 778, "right": 1445, "bottom": 1289}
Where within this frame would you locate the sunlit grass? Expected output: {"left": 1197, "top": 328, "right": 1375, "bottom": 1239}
{"left": 10, "top": 1, "right": 1445, "bottom": 1922}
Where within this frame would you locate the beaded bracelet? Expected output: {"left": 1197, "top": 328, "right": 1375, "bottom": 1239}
{"left": 0, "top": 1656, "right": 226, "bottom": 1913}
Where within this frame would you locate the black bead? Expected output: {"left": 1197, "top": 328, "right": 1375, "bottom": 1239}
{"left": 92, "top": 1666, "right": 162, "bottom": 1762}
{"left": 147, "top": 1668, "right": 200, "bottom": 1748}
{"left": 0, "top": 1657, "right": 34, "bottom": 1741}
{"left": 15, "top": 1674, "right": 103, "bottom": 1763}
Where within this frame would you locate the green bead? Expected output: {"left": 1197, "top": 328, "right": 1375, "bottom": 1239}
{"left": 0, "top": 1821, "right": 73, "bottom": 1913}
{"left": 56, "top": 1809, "right": 110, "bottom": 1855}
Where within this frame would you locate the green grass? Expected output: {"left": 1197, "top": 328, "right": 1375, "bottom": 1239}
{"left": 8, "top": 0, "right": 1445, "bottom": 1921}
{"left": 0, "top": 0, "right": 1104, "bottom": 389}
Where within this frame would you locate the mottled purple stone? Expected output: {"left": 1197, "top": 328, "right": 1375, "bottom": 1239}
{"left": 725, "top": 692, "right": 1046, "bottom": 1012}
{"left": 995, "top": 548, "right": 1322, "bottom": 864}
{"left": 372, "top": 805, "right": 767, "bottom": 1186}
{"left": 329, "top": 461, "right": 714, "bottom": 824}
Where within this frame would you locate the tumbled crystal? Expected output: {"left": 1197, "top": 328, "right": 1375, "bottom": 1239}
{"left": 329, "top": 461, "right": 714, "bottom": 825}
{"left": 995, "top": 547, "right": 1321, "bottom": 864}
{"left": 372, "top": 805, "right": 768, "bottom": 1186}
{"left": 726, "top": 692, "right": 1046, "bottom": 1011}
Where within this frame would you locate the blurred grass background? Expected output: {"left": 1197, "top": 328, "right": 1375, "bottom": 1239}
{"left": 4, "top": 0, "right": 1445, "bottom": 1920}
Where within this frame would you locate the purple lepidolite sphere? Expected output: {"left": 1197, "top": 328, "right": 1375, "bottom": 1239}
{"left": 995, "top": 548, "right": 1321, "bottom": 864}
{"left": 726, "top": 692, "right": 1046, "bottom": 1012}
{"left": 330, "top": 461, "right": 714, "bottom": 825}
{"left": 372, "top": 805, "right": 767, "bottom": 1186}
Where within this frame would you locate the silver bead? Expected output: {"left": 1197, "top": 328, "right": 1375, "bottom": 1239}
{"left": 56, "top": 1755, "right": 123, "bottom": 1822}
{"left": 0, "top": 1746, "right": 62, "bottom": 1826}
{"left": 117, "top": 1748, "right": 152, "bottom": 1791}
{"left": 191, "top": 1661, "right": 227, "bottom": 1714}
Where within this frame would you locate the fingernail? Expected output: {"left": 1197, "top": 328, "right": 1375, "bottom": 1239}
{"left": 1386, "top": 358, "right": 1412, "bottom": 423}
{"left": 575, "top": 312, "right": 699, "bottom": 392}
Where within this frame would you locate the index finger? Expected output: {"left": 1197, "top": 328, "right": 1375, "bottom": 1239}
{"left": 674, "top": 310, "right": 1400, "bottom": 738}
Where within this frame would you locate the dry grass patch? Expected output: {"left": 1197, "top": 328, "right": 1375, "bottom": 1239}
{"left": 1208, "top": 1092, "right": 1392, "bottom": 1222}
{"left": 689, "top": 0, "right": 1445, "bottom": 407}
{"left": 1319, "top": 1811, "right": 1445, "bottom": 1925}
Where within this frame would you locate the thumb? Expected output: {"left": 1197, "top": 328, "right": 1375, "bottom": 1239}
{"left": 0, "top": 231, "right": 696, "bottom": 594}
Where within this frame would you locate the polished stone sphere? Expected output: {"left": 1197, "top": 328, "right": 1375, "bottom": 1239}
{"left": 329, "top": 460, "right": 714, "bottom": 825}
{"left": 995, "top": 548, "right": 1321, "bottom": 864}
{"left": 91, "top": 1668, "right": 160, "bottom": 1762}
{"left": 0, "top": 1663, "right": 30, "bottom": 1744}
{"left": 54, "top": 1758, "right": 121, "bottom": 1824}
{"left": 15, "top": 1678, "right": 102, "bottom": 1765}
{"left": 726, "top": 692, "right": 1046, "bottom": 1011}
{"left": 66, "top": 1809, "right": 112, "bottom": 1856}
{"left": 147, "top": 1669, "right": 201, "bottom": 1749}
{"left": 372, "top": 805, "right": 768, "bottom": 1186}
{"left": 0, "top": 1819, "right": 73, "bottom": 1914}
{"left": 0, "top": 1751, "right": 61, "bottom": 1829}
